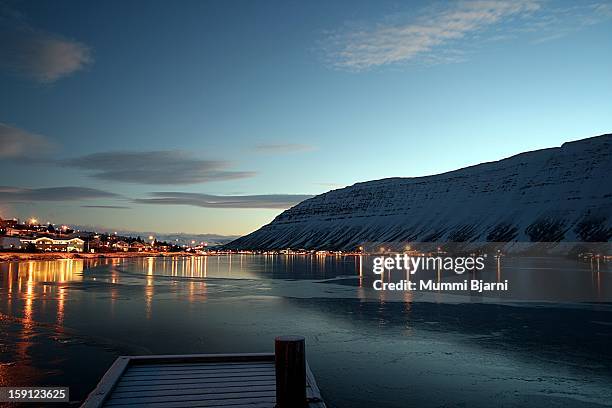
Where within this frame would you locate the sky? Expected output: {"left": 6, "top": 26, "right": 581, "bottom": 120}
{"left": 1, "top": 0, "right": 611, "bottom": 236}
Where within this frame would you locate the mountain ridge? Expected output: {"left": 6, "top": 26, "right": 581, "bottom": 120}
{"left": 227, "top": 134, "right": 612, "bottom": 250}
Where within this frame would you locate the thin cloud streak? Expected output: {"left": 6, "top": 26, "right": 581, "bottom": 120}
{"left": 61, "top": 151, "right": 256, "bottom": 185}
{"left": 0, "top": 123, "right": 54, "bottom": 158}
{"left": 134, "top": 192, "right": 313, "bottom": 209}
{"left": 325, "top": 0, "right": 540, "bottom": 70}
{"left": 81, "top": 205, "right": 131, "bottom": 209}
{"left": 315, "top": 182, "right": 346, "bottom": 189}
{"left": 0, "top": 9, "right": 92, "bottom": 82}
{"left": 0, "top": 186, "right": 119, "bottom": 202}
{"left": 254, "top": 143, "right": 316, "bottom": 153}
{"left": 323, "top": 0, "right": 612, "bottom": 71}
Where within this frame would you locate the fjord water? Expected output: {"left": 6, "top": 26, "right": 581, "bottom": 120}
{"left": 0, "top": 255, "right": 611, "bottom": 407}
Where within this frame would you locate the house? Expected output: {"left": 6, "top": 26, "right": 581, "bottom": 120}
{"left": 129, "top": 241, "right": 146, "bottom": 252}
{"left": 156, "top": 244, "right": 170, "bottom": 252}
{"left": 112, "top": 240, "right": 130, "bottom": 252}
{"left": 21, "top": 237, "right": 85, "bottom": 252}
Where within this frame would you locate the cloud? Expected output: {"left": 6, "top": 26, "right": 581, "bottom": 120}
{"left": 81, "top": 205, "right": 131, "bottom": 209}
{"left": 323, "top": 0, "right": 612, "bottom": 70}
{"left": 0, "top": 123, "right": 55, "bottom": 158}
{"left": 133, "top": 192, "right": 313, "bottom": 209}
{"left": 61, "top": 151, "right": 256, "bottom": 185}
{"left": 0, "top": 11, "right": 92, "bottom": 82}
{"left": 253, "top": 143, "right": 316, "bottom": 153}
{"left": 0, "top": 186, "right": 119, "bottom": 202}
{"left": 324, "top": 0, "right": 540, "bottom": 70}
{"left": 526, "top": 2, "right": 612, "bottom": 43}
{"left": 593, "top": 2, "right": 612, "bottom": 17}
{"left": 315, "top": 182, "right": 346, "bottom": 189}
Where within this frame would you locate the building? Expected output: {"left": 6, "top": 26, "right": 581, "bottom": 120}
{"left": 4, "top": 226, "right": 29, "bottom": 236}
{"left": 0, "top": 236, "right": 24, "bottom": 249}
{"left": 112, "top": 240, "right": 130, "bottom": 252}
{"left": 156, "top": 244, "right": 170, "bottom": 252}
{"left": 21, "top": 237, "right": 85, "bottom": 252}
{"left": 129, "top": 241, "right": 147, "bottom": 252}
{"left": 0, "top": 217, "right": 19, "bottom": 229}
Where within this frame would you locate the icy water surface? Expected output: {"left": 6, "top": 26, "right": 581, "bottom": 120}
{"left": 0, "top": 255, "right": 611, "bottom": 407}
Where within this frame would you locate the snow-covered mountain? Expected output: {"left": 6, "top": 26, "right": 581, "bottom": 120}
{"left": 227, "top": 134, "right": 612, "bottom": 250}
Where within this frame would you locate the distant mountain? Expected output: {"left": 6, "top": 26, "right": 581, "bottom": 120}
{"left": 147, "top": 233, "right": 239, "bottom": 247}
{"left": 73, "top": 227, "right": 238, "bottom": 246}
{"left": 226, "top": 134, "right": 612, "bottom": 251}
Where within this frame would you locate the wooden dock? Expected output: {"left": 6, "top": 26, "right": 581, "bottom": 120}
{"left": 82, "top": 337, "right": 326, "bottom": 408}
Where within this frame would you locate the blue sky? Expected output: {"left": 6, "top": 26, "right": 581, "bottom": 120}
{"left": 1, "top": 0, "right": 611, "bottom": 235}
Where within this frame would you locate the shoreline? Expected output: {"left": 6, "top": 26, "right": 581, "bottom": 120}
{"left": 0, "top": 251, "right": 197, "bottom": 262}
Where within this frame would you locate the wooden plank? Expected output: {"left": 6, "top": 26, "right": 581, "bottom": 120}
{"left": 104, "top": 397, "right": 276, "bottom": 408}
{"left": 121, "top": 369, "right": 274, "bottom": 380}
{"left": 113, "top": 379, "right": 276, "bottom": 393}
{"left": 120, "top": 369, "right": 275, "bottom": 379}
{"left": 305, "top": 363, "right": 326, "bottom": 408}
{"left": 128, "top": 353, "right": 274, "bottom": 365}
{"left": 116, "top": 374, "right": 276, "bottom": 387}
{"left": 116, "top": 376, "right": 276, "bottom": 387}
{"left": 105, "top": 390, "right": 276, "bottom": 405}
{"left": 130, "top": 361, "right": 274, "bottom": 371}
{"left": 116, "top": 371, "right": 275, "bottom": 383}
{"left": 127, "top": 363, "right": 273, "bottom": 373}
{"left": 124, "top": 367, "right": 273, "bottom": 376}
{"left": 110, "top": 383, "right": 276, "bottom": 399}
{"left": 81, "top": 356, "right": 130, "bottom": 408}
{"left": 122, "top": 367, "right": 274, "bottom": 378}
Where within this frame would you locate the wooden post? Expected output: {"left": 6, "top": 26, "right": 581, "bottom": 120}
{"left": 275, "top": 335, "right": 307, "bottom": 408}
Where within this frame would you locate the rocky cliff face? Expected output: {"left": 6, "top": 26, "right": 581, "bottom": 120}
{"left": 227, "top": 134, "right": 612, "bottom": 250}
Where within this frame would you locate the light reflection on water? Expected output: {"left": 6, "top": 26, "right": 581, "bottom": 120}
{"left": 0, "top": 259, "right": 95, "bottom": 389}
{"left": 3, "top": 259, "right": 86, "bottom": 327}
{"left": 1, "top": 255, "right": 610, "bottom": 325}
{"left": 116, "top": 253, "right": 358, "bottom": 281}
{"left": 0, "top": 255, "right": 611, "bottom": 407}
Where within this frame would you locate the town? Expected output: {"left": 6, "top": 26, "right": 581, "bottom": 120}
{"left": 0, "top": 215, "right": 360, "bottom": 257}
{"left": 0, "top": 216, "right": 190, "bottom": 254}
